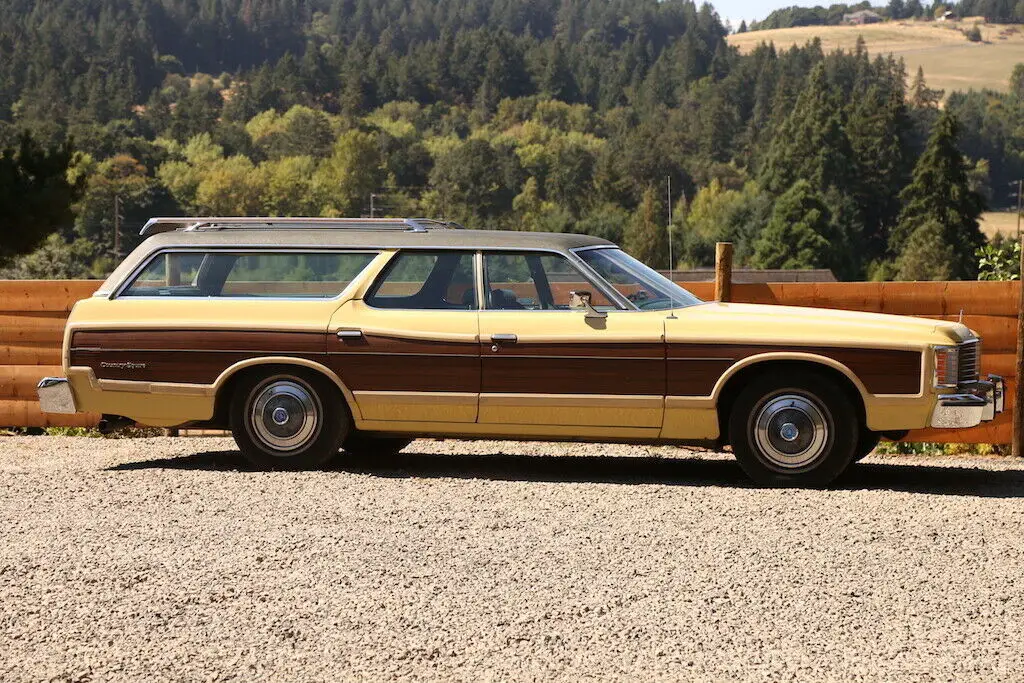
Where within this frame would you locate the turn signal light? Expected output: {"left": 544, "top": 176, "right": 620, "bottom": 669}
{"left": 934, "top": 346, "right": 959, "bottom": 388}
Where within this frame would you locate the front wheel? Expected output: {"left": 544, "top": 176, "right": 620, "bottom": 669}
{"left": 229, "top": 369, "right": 348, "bottom": 470}
{"left": 728, "top": 372, "right": 858, "bottom": 487}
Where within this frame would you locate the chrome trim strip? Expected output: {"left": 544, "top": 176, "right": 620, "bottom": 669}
{"left": 328, "top": 352, "right": 479, "bottom": 358}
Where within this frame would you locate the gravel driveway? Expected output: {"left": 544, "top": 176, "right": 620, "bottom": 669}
{"left": 2, "top": 436, "right": 1024, "bottom": 682}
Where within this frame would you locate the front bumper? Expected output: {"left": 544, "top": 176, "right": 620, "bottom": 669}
{"left": 37, "top": 377, "right": 79, "bottom": 414}
{"left": 930, "top": 374, "right": 1005, "bottom": 429}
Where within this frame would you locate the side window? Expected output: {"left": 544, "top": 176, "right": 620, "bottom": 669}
{"left": 118, "top": 253, "right": 206, "bottom": 297}
{"left": 366, "top": 251, "right": 477, "bottom": 310}
{"left": 221, "top": 252, "right": 376, "bottom": 297}
{"left": 119, "top": 251, "right": 377, "bottom": 298}
{"left": 483, "top": 252, "right": 615, "bottom": 310}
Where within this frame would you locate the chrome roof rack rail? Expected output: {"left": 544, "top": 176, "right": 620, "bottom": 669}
{"left": 139, "top": 216, "right": 462, "bottom": 237}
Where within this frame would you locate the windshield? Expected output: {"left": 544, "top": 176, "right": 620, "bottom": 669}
{"left": 575, "top": 248, "right": 703, "bottom": 310}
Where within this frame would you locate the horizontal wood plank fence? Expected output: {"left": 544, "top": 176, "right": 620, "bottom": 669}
{"left": 0, "top": 279, "right": 1016, "bottom": 443}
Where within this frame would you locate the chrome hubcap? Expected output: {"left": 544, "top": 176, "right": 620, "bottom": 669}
{"left": 779, "top": 422, "right": 799, "bottom": 442}
{"left": 754, "top": 394, "right": 829, "bottom": 469}
{"left": 249, "top": 378, "right": 320, "bottom": 453}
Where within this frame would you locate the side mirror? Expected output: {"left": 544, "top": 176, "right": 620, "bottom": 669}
{"left": 569, "top": 290, "right": 608, "bottom": 320}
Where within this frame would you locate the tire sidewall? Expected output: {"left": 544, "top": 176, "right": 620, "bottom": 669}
{"left": 729, "top": 373, "right": 857, "bottom": 487}
{"left": 230, "top": 369, "right": 348, "bottom": 470}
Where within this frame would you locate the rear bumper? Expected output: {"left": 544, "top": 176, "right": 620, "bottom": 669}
{"left": 930, "top": 374, "right": 1004, "bottom": 429}
{"left": 37, "top": 377, "right": 78, "bottom": 414}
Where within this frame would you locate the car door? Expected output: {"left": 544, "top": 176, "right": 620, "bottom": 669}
{"left": 327, "top": 249, "right": 481, "bottom": 423}
{"left": 477, "top": 251, "right": 665, "bottom": 430}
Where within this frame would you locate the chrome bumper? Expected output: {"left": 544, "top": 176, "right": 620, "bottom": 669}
{"left": 930, "top": 374, "right": 1004, "bottom": 429}
{"left": 37, "top": 377, "right": 78, "bottom": 414}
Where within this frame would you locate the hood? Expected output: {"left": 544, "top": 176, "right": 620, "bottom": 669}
{"left": 671, "top": 302, "right": 972, "bottom": 349}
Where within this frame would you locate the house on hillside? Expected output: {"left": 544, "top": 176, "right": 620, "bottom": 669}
{"left": 937, "top": 10, "right": 956, "bottom": 21}
{"left": 843, "top": 9, "right": 882, "bottom": 24}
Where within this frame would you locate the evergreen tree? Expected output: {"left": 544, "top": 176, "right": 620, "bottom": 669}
{"left": 0, "top": 134, "right": 81, "bottom": 263}
{"left": 759, "top": 64, "right": 855, "bottom": 196}
{"left": 892, "top": 110, "right": 986, "bottom": 279}
{"left": 1011, "top": 63, "right": 1024, "bottom": 100}
{"left": 541, "top": 40, "right": 578, "bottom": 103}
{"left": 846, "top": 80, "right": 912, "bottom": 260}
{"left": 623, "top": 186, "right": 667, "bottom": 268}
{"left": 894, "top": 219, "right": 955, "bottom": 281}
{"left": 751, "top": 180, "right": 833, "bottom": 270}
{"left": 909, "top": 67, "right": 943, "bottom": 109}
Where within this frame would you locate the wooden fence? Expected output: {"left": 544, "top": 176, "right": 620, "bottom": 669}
{"left": 0, "top": 279, "right": 1016, "bottom": 443}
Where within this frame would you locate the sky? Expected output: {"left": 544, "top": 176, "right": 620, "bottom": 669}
{"left": 714, "top": 0, "right": 830, "bottom": 28}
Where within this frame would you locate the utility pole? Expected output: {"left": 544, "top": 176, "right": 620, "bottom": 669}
{"left": 113, "top": 195, "right": 123, "bottom": 259}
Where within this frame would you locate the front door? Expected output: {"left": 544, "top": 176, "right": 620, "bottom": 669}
{"left": 477, "top": 251, "right": 665, "bottom": 429}
{"left": 327, "top": 250, "right": 480, "bottom": 423}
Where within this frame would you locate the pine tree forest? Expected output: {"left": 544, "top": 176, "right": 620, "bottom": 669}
{"left": 0, "top": 0, "right": 1021, "bottom": 281}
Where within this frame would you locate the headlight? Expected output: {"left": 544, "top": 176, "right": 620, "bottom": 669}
{"left": 934, "top": 345, "right": 959, "bottom": 388}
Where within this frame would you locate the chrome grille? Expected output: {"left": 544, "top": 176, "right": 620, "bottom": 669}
{"left": 958, "top": 341, "right": 980, "bottom": 383}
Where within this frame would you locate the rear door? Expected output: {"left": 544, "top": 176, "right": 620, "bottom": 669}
{"left": 327, "top": 250, "right": 481, "bottom": 423}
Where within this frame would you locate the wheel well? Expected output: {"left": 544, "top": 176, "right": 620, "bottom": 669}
{"left": 715, "top": 360, "right": 867, "bottom": 446}
{"left": 211, "top": 363, "right": 349, "bottom": 428}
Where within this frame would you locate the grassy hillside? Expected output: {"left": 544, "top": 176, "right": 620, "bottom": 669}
{"left": 728, "top": 20, "right": 1024, "bottom": 95}
{"left": 981, "top": 211, "right": 1022, "bottom": 237}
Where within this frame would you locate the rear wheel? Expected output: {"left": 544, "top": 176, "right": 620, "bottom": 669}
{"left": 728, "top": 372, "right": 858, "bottom": 487}
{"left": 229, "top": 369, "right": 347, "bottom": 470}
{"left": 342, "top": 433, "right": 413, "bottom": 457}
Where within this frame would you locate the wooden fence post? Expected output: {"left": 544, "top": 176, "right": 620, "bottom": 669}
{"left": 715, "top": 242, "right": 733, "bottom": 303}
{"left": 1014, "top": 235, "right": 1024, "bottom": 457}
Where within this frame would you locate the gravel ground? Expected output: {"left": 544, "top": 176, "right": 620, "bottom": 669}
{"left": 2, "top": 437, "right": 1024, "bottom": 682}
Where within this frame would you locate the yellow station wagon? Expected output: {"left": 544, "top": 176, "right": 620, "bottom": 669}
{"left": 38, "top": 217, "right": 1003, "bottom": 486}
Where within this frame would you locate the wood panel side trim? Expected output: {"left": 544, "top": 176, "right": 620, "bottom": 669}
{"left": 667, "top": 344, "right": 922, "bottom": 396}
{"left": 332, "top": 333, "right": 479, "bottom": 357}
{"left": 72, "top": 329, "right": 325, "bottom": 353}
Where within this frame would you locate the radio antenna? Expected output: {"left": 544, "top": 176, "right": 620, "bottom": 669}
{"left": 666, "top": 176, "right": 677, "bottom": 320}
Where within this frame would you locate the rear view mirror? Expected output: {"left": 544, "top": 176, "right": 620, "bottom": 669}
{"left": 569, "top": 290, "right": 608, "bottom": 320}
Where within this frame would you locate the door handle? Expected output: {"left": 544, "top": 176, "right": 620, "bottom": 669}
{"left": 336, "top": 329, "right": 363, "bottom": 339}
{"left": 491, "top": 333, "right": 518, "bottom": 343}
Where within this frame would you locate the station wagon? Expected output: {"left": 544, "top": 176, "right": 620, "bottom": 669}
{"left": 38, "top": 217, "right": 1003, "bottom": 486}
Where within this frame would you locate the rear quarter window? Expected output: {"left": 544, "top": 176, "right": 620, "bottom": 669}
{"left": 119, "top": 251, "right": 378, "bottom": 298}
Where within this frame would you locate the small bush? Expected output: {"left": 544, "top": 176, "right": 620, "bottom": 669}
{"left": 876, "top": 441, "right": 1005, "bottom": 456}
{"left": 964, "top": 25, "right": 983, "bottom": 42}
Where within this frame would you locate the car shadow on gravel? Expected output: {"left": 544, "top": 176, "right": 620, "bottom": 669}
{"left": 108, "top": 450, "right": 1024, "bottom": 497}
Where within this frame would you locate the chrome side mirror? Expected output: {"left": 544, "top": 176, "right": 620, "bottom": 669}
{"left": 569, "top": 290, "right": 607, "bottom": 320}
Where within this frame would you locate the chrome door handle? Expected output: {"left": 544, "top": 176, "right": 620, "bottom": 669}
{"left": 491, "top": 333, "right": 518, "bottom": 343}
{"left": 336, "top": 329, "right": 363, "bottom": 339}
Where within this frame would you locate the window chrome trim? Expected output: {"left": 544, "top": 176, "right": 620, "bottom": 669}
{"left": 111, "top": 247, "right": 382, "bottom": 301}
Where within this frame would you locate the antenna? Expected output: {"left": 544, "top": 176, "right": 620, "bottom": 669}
{"left": 666, "top": 176, "right": 677, "bottom": 320}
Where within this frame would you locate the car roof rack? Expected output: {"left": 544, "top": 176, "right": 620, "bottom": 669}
{"left": 139, "top": 217, "right": 464, "bottom": 237}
